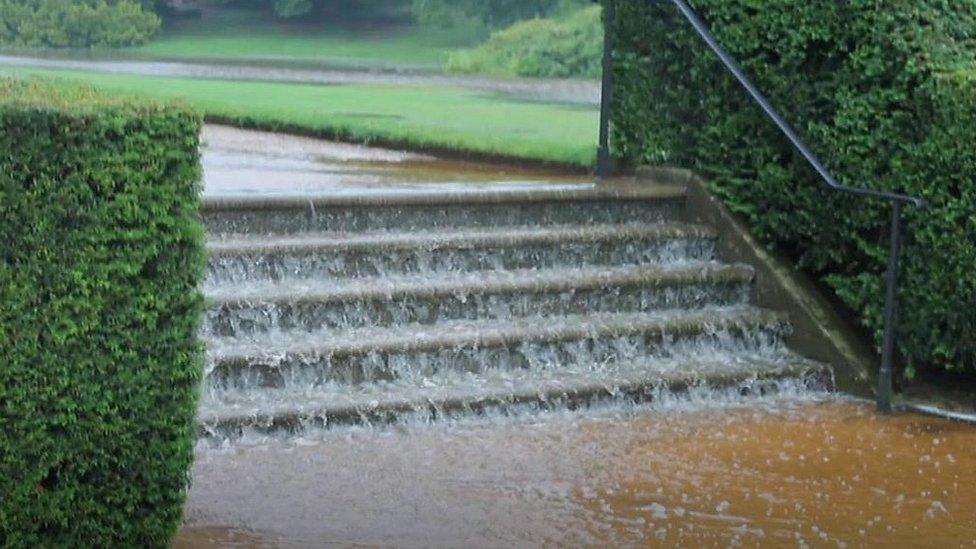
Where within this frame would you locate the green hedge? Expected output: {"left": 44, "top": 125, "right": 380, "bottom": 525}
{"left": 607, "top": 0, "right": 976, "bottom": 373}
{"left": 446, "top": 5, "right": 603, "bottom": 78}
{"left": 413, "top": 0, "right": 588, "bottom": 32}
{"left": 0, "top": 0, "right": 161, "bottom": 48}
{"left": 0, "top": 78, "right": 204, "bottom": 546}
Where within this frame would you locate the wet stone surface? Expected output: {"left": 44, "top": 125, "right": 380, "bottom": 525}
{"left": 176, "top": 398, "right": 976, "bottom": 547}
{"left": 181, "top": 126, "right": 976, "bottom": 547}
{"left": 201, "top": 124, "right": 593, "bottom": 197}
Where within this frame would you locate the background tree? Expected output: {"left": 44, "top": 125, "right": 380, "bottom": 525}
{"left": 412, "top": 0, "right": 587, "bottom": 31}
{"left": 0, "top": 0, "right": 161, "bottom": 47}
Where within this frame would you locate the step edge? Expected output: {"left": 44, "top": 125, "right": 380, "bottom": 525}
{"left": 198, "top": 361, "right": 832, "bottom": 432}
{"left": 208, "top": 308, "right": 787, "bottom": 363}
{"left": 200, "top": 185, "right": 687, "bottom": 211}
{"left": 206, "top": 222, "right": 717, "bottom": 256}
{"left": 205, "top": 264, "right": 755, "bottom": 306}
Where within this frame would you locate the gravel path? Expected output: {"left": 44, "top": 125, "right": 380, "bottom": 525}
{"left": 0, "top": 54, "right": 601, "bottom": 105}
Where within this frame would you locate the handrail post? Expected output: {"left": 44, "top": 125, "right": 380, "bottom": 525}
{"left": 596, "top": 0, "right": 615, "bottom": 179}
{"left": 877, "top": 201, "right": 905, "bottom": 413}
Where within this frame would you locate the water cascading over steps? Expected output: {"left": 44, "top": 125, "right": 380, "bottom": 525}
{"left": 199, "top": 184, "right": 832, "bottom": 440}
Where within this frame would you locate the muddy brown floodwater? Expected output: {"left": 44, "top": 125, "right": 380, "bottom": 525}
{"left": 174, "top": 398, "right": 976, "bottom": 548}
{"left": 182, "top": 127, "right": 975, "bottom": 546}
{"left": 200, "top": 124, "right": 592, "bottom": 198}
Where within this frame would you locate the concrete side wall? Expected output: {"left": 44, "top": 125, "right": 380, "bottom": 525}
{"left": 634, "top": 166, "right": 878, "bottom": 395}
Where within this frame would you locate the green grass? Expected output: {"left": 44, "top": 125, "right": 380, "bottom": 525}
{"left": 123, "top": 8, "right": 479, "bottom": 70}
{"left": 0, "top": 68, "right": 598, "bottom": 165}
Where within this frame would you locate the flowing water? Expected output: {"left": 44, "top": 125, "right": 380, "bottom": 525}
{"left": 200, "top": 124, "right": 591, "bottom": 197}
{"left": 176, "top": 397, "right": 976, "bottom": 547}
{"left": 176, "top": 127, "right": 976, "bottom": 546}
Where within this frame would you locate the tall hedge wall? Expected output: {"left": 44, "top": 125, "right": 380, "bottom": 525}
{"left": 607, "top": 0, "right": 976, "bottom": 373}
{"left": 0, "top": 79, "right": 204, "bottom": 546}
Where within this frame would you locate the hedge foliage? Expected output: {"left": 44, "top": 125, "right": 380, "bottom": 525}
{"left": 607, "top": 0, "right": 976, "bottom": 373}
{"left": 0, "top": 0, "right": 160, "bottom": 48}
{"left": 0, "top": 78, "right": 204, "bottom": 546}
{"left": 413, "top": 0, "right": 588, "bottom": 31}
{"left": 447, "top": 5, "right": 603, "bottom": 78}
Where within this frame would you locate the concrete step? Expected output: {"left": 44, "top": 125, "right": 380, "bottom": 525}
{"left": 203, "top": 263, "right": 754, "bottom": 336}
{"left": 201, "top": 184, "right": 687, "bottom": 235}
{"left": 198, "top": 355, "right": 831, "bottom": 439}
{"left": 193, "top": 177, "right": 836, "bottom": 441}
{"left": 204, "top": 307, "right": 790, "bottom": 392}
{"left": 205, "top": 222, "right": 717, "bottom": 285}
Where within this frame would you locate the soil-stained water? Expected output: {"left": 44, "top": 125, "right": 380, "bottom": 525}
{"left": 199, "top": 124, "right": 593, "bottom": 198}
{"left": 175, "top": 399, "right": 976, "bottom": 547}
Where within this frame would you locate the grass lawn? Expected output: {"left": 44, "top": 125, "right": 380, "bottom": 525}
{"left": 1, "top": 68, "right": 598, "bottom": 166}
{"left": 123, "top": 8, "right": 478, "bottom": 71}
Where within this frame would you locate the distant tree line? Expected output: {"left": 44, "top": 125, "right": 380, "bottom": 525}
{"left": 0, "top": 0, "right": 160, "bottom": 47}
{"left": 0, "top": 0, "right": 590, "bottom": 48}
{"left": 200, "top": 0, "right": 588, "bottom": 28}
{"left": 412, "top": 0, "right": 588, "bottom": 31}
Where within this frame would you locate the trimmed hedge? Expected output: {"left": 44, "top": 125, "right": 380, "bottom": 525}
{"left": 0, "top": 78, "right": 204, "bottom": 546}
{"left": 606, "top": 0, "right": 976, "bottom": 374}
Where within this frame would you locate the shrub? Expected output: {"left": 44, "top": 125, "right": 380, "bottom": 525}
{"left": 0, "top": 0, "right": 160, "bottom": 48}
{"left": 0, "top": 78, "right": 205, "bottom": 546}
{"left": 447, "top": 5, "right": 603, "bottom": 78}
{"left": 607, "top": 0, "right": 976, "bottom": 373}
{"left": 271, "top": 0, "right": 312, "bottom": 18}
{"left": 413, "top": 0, "right": 587, "bottom": 34}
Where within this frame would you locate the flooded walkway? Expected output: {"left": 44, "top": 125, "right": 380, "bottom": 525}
{"left": 176, "top": 398, "right": 976, "bottom": 547}
{"left": 201, "top": 124, "right": 591, "bottom": 197}
{"left": 0, "top": 54, "right": 600, "bottom": 105}
{"left": 180, "top": 127, "right": 976, "bottom": 547}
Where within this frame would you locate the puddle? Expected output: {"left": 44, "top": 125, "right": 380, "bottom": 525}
{"left": 173, "top": 527, "right": 268, "bottom": 549}
{"left": 176, "top": 398, "right": 976, "bottom": 547}
{"left": 201, "top": 124, "right": 592, "bottom": 197}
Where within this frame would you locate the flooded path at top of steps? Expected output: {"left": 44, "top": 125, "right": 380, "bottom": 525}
{"left": 201, "top": 124, "right": 593, "bottom": 198}
{"left": 176, "top": 398, "right": 976, "bottom": 548}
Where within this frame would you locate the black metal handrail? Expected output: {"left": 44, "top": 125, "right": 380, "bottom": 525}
{"left": 596, "top": 0, "right": 926, "bottom": 412}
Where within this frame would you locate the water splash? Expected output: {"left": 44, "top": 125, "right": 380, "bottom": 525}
{"left": 203, "top": 308, "right": 789, "bottom": 392}
{"left": 202, "top": 199, "right": 683, "bottom": 236}
{"left": 202, "top": 266, "right": 749, "bottom": 337}
{"left": 198, "top": 374, "right": 832, "bottom": 447}
{"left": 205, "top": 230, "right": 717, "bottom": 286}
{"left": 197, "top": 184, "right": 831, "bottom": 445}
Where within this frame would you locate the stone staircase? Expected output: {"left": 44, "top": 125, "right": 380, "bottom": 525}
{"left": 199, "top": 183, "right": 832, "bottom": 440}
